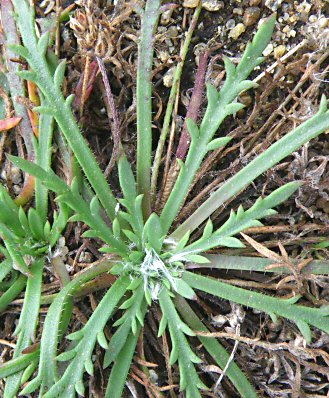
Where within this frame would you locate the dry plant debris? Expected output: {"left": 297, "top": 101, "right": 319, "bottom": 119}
{"left": 0, "top": 0, "right": 328, "bottom": 397}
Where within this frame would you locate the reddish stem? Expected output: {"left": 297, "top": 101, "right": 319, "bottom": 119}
{"left": 96, "top": 56, "right": 121, "bottom": 176}
{"left": 175, "top": 51, "right": 209, "bottom": 160}
{"left": 72, "top": 60, "right": 99, "bottom": 111}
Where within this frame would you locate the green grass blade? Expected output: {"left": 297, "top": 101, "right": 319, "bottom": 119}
{"left": 136, "top": 0, "right": 161, "bottom": 217}
{"left": 20, "top": 261, "right": 114, "bottom": 395}
{"left": 0, "top": 225, "right": 30, "bottom": 276}
{"left": 118, "top": 154, "right": 137, "bottom": 202}
{"left": 9, "top": 156, "right": 127, "bottom": 255}
{"left": 105, "top": 283, "right": 147, "bottom": 367}
{"left": 0, "top": 259, "right": 13, "bottom": 284}
{"left": 183, "top": 271, "right": 329, "bottom": 342}
{"left": 174, "top": 295, "right": 258, "bottom": 398}
{"left": 189, "top": 254, "right": 329, "bottom": 275}
{"left": 150, "top": 4, "right": 202, "bottom": 205}
{"left": 118, "top": 154, "right": 144, "bottom": 238}
{"left": 105, "top": 326, "right": 141, "bottom": 398}
{"left": 0, "top": 273, "right": 26, "bottom": 313}
{"left": 172, "top": 97, "right": 329, "bottom": 239}
{"left": 8, "top": 155, "right": 70, "bottom": 194}
{"left": 176, "top": 182, "right": 300, "bottom": 255}
{"left": 160, "top": 16, "right": 276, "bottom": 235}
{"left": 4, "top": 258, "right": 43, "bottom": 397}
{"left": 0, "top": 186, "right": 24, "bottom": 237}
{"left": 0, "top": 350, "right": 39, "bottom": 379}
{"left": 158, "top": 288, "right": 206, "bottom": 398}
{"left": 43, "top": 276, "right": 129, "bottom": 398}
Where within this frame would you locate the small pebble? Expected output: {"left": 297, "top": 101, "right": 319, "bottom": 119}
{"left": 166, "top": 26, "right": 179, "bottom": 38}
{"left": 239, "top": 42, "right": 246, "bottom": 51}
{"left": 233, "top": 7, "right": 243, "bottom": 15}
{"left": 183, "top": 0, "right": 199, "bottom": 8}
{"left": 263, "top": 43, "right": 273, "bottom": 56}
{"left": 193, "top": 43, "right": 208, "bottom": 65}
{"left": 211, "top": 314, "right": 227, "bottom": 327}
{"left": 250, "top": 0, "right": 261, "bottom": 5}
{"left": 283, "top": 12, "right": 290, "bottom": 21}
{"left": 289, "top": 14, "right": 298, "bottom": 24}
{"left": 158, "top": 50, "right": 170, "bottom": 63}
{"left": 257, "top": 17, "right": 267, "bottom": 29}
{"left": 296, "top": 1, "right": 312, "bottom": 14}
{"left": 265, "top": 0, "right": 283, "bottom": 11}
{"left": 289, "top": 29, "right": 296, "bottom": 37}
{"left": 149, "top": 370, "right": 159, "bottom": 384}
{"left": 226, "top": 19, "right": 236, "bottom": 29}
{"left": 274, "top": 44, "right": 286, "bottom": 58}
{"left": 319, "top": 17, "right": 328, "bottom": 28}
{"left": 202, "top": 0, "right": 224, "bottom": 12}
{"left": 160, "top": 9, "right": 173, "bottom": 25}
{"left": 163, "top": 66, "right": 175, "bottom": 87}
{"left": 13, "top": 185, "right": 20, "bottom": 194}
{"left": 294, "top": 335, "right": 307, "bottom": 347}
{"left": 309, "top": 15, "right": 317, "bottom": 23}
{"left": 243, "top": 7, "right": 261, "bottom": 26}
{"left": 0, "top": 168, "right": 6, "bottom": 180}
{"left": 168, "top": 44, "right": 175, "bottom": 54}
{"left": 229, "top": 23, "right": 246, "bottom": 40}
{"left": 282, "top": 25, "right": 295, "bottom": 38}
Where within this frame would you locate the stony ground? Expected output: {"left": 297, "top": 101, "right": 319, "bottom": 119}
{"left": 1, "top": 0, "right": 329, "bottom": 397}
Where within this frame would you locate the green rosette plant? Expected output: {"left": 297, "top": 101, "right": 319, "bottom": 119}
{"left": 1, "top": 1, "right": 329, "bottom": 397}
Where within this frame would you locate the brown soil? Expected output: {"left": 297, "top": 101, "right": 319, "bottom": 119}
{"left": 1, "top": 1, "right": 329, "bottom": 397}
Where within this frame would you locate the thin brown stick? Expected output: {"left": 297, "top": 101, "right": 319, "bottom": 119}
{"left": 0, "top": 338, "right": 16, "bottom": 348}
{"left": 215, "top": 324, "right": 240, "bottom": 391}
{"left": 162, "top": 331, "right": 177, "bottom": 398}
{"left": 194, "top": 330, "right": 329, "bottom": 362}
{"left": 55, "top": 0, "right": 62, "bottom": 58}
{"left": 96, "top": 56, "right": 122, "bottom": 176}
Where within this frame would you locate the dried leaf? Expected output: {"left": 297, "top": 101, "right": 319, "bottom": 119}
{"left": 0, "top": 116, "right": 22, "bottom": 131}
